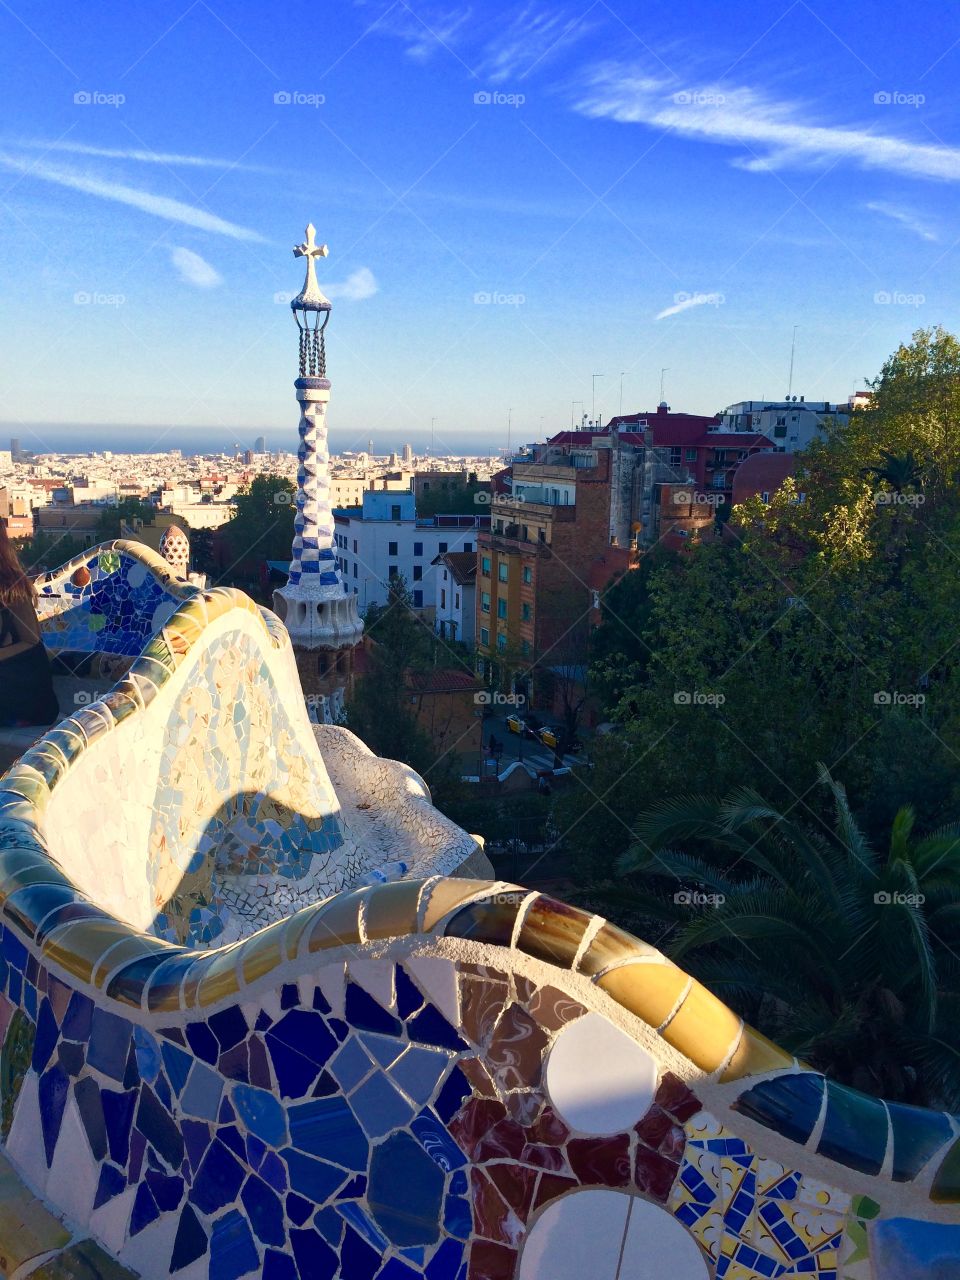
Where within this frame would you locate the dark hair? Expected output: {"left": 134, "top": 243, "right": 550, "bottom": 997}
{"left": 0, "top": 521, "right": 34, "bottom": 607}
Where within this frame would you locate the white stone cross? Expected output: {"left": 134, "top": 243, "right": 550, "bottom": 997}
{"left": 294, "top": 223, "right": 329, "bottom": 262}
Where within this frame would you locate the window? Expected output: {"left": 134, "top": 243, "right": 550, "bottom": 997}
{"left": 685, "top": 448, "right": 697, "bottom": 462}
{"left": 463, "top": 542, "right": 472, "bottom": 552}
{"left": 522, "top": 566, "right": 532, "bottom": 585}
{"left": 670, "top": 447, "right": 682, "bottom": 467}
{"left": 498, "top": 563, "right": 508, "bottom": 582}
{"left": 455, "top": 593, "right": 460, "bottom": 608}
{"left": 391, "top": 505, "right": 401, "bottom": 520}
{"left": 521, "top": 603, "right": 531, "bottom": 622}
{"left": 389, "top": 564, "right": 398, "bottom": 578}
{"left": 482, "top": 557, "right": 491, "bottom": 575}
{"left": 760, "top": 491, "right": 770, "bottom": 503}
{"left": 413, "top": 565, "right": 422, "bottom": 581}
{"left": 441, "top": 589, "right": 447, "bottom": 609}
{"left": 497, "top": 599, "right": 507, "bottom": 619}
{"left": 353, "top": 563, "right": 358, "bottom": 577}
{"left": 388, "top": 541, "right": 398, "bottom": 556}
{"left": 413, "top": 541, "right": 423, "bottom": 556}
{"left": 353, "top": 539, "right": 357, "bottom": 553}
{"left": 521, "top": 525, "right": 529, "bottom": 541}
{"left": 413, "top": 589, "right": 423, "bottom": 607}
{"left": 480, "top": 627, "right": 489, "bottom": 646}
{"left": 521, "top": 639, "right": 530, "bottom": 656}
{"left": 439, "top": 542, "right": 448, "bottom": 553}
{"left": 496, "top": 634, "right": 507, "bottom": 652}
{"left": 481, "top": 592, "right": 490, "bottom": 613}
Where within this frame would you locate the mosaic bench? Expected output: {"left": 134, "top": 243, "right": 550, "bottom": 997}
{"left": 0, "top": 591, "right": 957, "bottom": 1279}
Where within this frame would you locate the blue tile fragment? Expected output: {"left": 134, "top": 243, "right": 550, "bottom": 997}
{"left": 191, "top": 1139, "right": 246, "bottom": 1214}
{"left": 233, "top": 1082, "right": 288, "bottom": 1145}
{"left": 210, "top": 1208, "right": 259, "bottom": 1280}
{"left": 170, "top": 1204, "right": 208, "bottom": 1274}
{"left": 290, "top": 1227, "right": 338, "bottom": 1280}
{"left": 345, "top": 982, "right": 402, "bottom": 1036}
{"left": 241, "top": 1173, "right": 285, "bottom": 1247}
{"left": 407, "top": 1004, "right": 468, "bottom": 1052}
{"left": 161, "top": 1041, "right": 192, "bottom": 1096}
{"left": 287, "top": 1096, "right": 367, "bottom": 1169}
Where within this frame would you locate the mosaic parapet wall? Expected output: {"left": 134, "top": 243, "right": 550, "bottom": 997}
{"left": 0, "top": 874, "right": 954, "bottom": 1280}
{"left": 35, "top": 540, "right": 199, "bottom": 657}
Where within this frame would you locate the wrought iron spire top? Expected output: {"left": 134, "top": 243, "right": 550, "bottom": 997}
{"left": 291, "top": 223, "right": 332, "bottom": 313}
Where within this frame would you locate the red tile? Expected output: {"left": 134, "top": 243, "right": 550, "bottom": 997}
{"left": 566, "top": 1135, "right": 631, "bottom": 1186}
{"left": 450, "top": 1098, "right": 507, "bottom": 1159}
{"left": 634, "top": 1146, "right": 681, "bottom": 1202}
{"left": 656, "top": 1072, "right": 701, "bottom": 1122}
{"left": 468, "top": 1240, "right": 518, "bottom": 1280}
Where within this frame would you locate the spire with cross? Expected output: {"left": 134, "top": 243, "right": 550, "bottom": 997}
{"left": 292, "top": 223, "right": 332, "bottom": 312}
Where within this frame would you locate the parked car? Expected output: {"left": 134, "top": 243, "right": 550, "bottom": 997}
{"left": 506, "top": 713, "right": 527, "bottom": 736}
{"left": 538, "top": 726, "right": 559, "bottom": 751}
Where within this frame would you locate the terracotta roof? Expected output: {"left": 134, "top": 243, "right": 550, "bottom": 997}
{"left": 406, "top": 668, "right": 481, "bottom": 694}
{"left": 432, "top": 551, "right": 477, "bottom": 584}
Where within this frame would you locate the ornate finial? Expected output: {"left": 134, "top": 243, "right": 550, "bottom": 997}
{"left": 291, "top": 224, "right": 332, "bottom": 313}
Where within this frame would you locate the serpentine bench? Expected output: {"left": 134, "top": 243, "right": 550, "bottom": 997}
{"left": 0, "top": 587, "right": 956, "bottom": 1280}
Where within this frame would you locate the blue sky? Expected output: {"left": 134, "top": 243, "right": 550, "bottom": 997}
{"left": 1, "top": 0, "right": 959, "bottom": 455}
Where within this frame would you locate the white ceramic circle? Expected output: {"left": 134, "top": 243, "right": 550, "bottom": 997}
{"left": 545, "top": 1011, "right": 658, "bottom": 1134}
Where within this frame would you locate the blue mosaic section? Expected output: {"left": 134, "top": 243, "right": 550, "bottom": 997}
{"left": 37, "top": 546, "right": 197, "bottom": 656}
{"left": 0, "top": 921, "right": 471, "bottom": 1279}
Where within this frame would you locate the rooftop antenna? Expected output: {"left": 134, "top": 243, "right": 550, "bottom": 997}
{"left": 507, "top": 408, "right": 513, "bottom": 456}
{"left": 571, "top": 399, "right": 583, "bottom": 428}
{"left": 659, "top": 367, "right": 669, "bottom": 404}
{"left": 430, "top": 416, "right": 436, "bottom": 455}
{"left": 787, "top": 325, "right": 799, "bottom": 398}
{"left": 619, "top": 371, "right": 627, "bottom": 417}
{"left": 592, "top": 373, "right": 604, "bottom": 423}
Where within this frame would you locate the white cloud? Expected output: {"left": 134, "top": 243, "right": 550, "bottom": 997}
{"left": 0, "top": 153, "right": 264, "bottom": 240}
{"left": 479, "top": 6, "right": 595, "bottom": 83}
{"left": 573, "top": 68, "right": 960, "bottom": 183}
{"left": 17, "top": 139, "right": 274, "bottom": 172}
{"left": 865, "top": 200, "right": 938, "bottom": 241}
{"left": 170, "top": 246, "right": 222, "bottom": 288}
{"left": 324, "top": 267, "right": 378, "bottom": 301}
{"left": 656, "top": 292, "right": 720, "bottom": 320}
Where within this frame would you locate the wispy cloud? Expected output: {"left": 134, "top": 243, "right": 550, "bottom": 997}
{"left": 656, "top": 292, "right": 721, "bottom": 320}
{"left": 478, "top": 6, "right": 596, "bottom": 83}
{"left": 16, "top": 139, "right": 274, "bottom": 172}
{"left": 865, "top": 200, "right": 938, "bottom": 241}
{"left": 170, "top": 246, "right": 222, "bottom": 287}
{"left": 0, "top": 153, "right": 264, "bottom": 240}
{"left": 360, "top": 2, "right": 473, "bottom": 63}
{"left": 573, "top": 67, "right": 960, "bottom": 183}
{"left": 325, "top": 267, "right": 378, "bottom": 301}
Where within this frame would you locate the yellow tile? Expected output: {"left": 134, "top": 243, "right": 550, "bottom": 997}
{"left": 578, "top": 920, "right": 663, "bottom": 976}
{"left": 661, "top": 979, "right": 743, "bottom": 1072}
{"left": 420, "top": 878, "right": 498, "bottom": 932}
{"left": 307, "top": 888, "right": 369, "bottom": 952}
{"left": 596, "top": 960, "right": 690, "bottom": 1030}
{"left": 720, "top": 1026, "right": 795, "bottom": 1082}
{"left": 41, "top": 919, "right": 134, "bottom": 985}
{"left": 194, "top": 946, "right": 244, "bottom": 1008}
{"left": 0, "top": 1155, "right": 70, "bottom": 1275}
{"left": 364, "top": 880, "right": 424, "bottom": 940}
{"left": 241, "top": 924, "right": 285, "bottom": 985}
{"left": 284, "top": 907, "right": 317, "bottom": 961}
{"left": 93, "top": 935, "right": 166, "bottom": 988}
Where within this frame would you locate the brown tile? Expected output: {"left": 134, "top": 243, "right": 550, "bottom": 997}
{"left": 578, "top": 919, "right": 661, "bottom": 976}
{"left": 460, "top": 977, "right": 509, "bottom": 1047}
{"left": 486, "top": 1002, "right": 549, "bottom": 1092}
{"left": 524, "top": 984, "right": 587, "bottom": 1032}
{"left": 515, "top": 895, "right": 593, "bottom": 969}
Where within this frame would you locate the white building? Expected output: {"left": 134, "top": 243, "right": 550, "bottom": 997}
{"left": 333, "top": 491, "right": 486, "bottom": 613}
{"left": 719, "top": 398, "right": 850, "bottom": 453}
{"left": 432, "top": 550, "right": 477, "bottom": 648}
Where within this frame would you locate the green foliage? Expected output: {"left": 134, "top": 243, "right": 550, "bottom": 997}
{"left": 15, "top": 530, "right": 88, "bottom": 575}
{"left": 95, "top": 498, "right": 156, "bottom": 540}
{"left": 416, "top": 479, "right": 487, "bottom": 517}
{"left": 586, "top": 772, "right": 960, "bottom": 1107}
{"left": 222, "top": 474, "right": 295, "bottom": 566}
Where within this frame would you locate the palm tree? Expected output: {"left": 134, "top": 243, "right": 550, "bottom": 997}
{"left": 589, "top": 768, "right": 960, "bottom": 1106}
{"left": 862, "top": 448, "right": 924, "bottom": 496}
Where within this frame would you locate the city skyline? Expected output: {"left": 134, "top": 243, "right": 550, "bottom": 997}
{"left": 1, "top": 1, "right": 958, "bottom": 458}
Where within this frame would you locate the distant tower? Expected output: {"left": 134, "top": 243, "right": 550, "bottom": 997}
{"left": 254, "top": 435, "right": 266, "bottom": 453}
{"left": 159, "top": 524, "right": 190, "bottom": 581}
{"left": 368, "top": 438, "right": 374, "bottom": 456}
{"left": 10, "top": 439, "right": 20, "bottom": 462}
{"left": 402, "top": 442, "right": 413, "bottom": 466}
{"left": 272, "top": 225, "right": 363, "bottom": 724}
